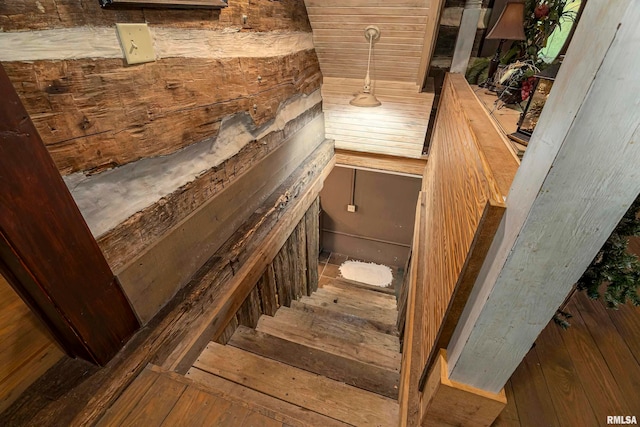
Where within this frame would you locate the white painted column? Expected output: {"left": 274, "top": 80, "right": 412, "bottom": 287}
{"left": 446, "top": 0, "right": 640, "bottom": 393}
{"left": 450, "top": 0, "right": 483, "bottom": 73}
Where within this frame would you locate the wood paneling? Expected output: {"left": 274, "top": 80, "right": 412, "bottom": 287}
{"left": 304, "top": 0, "right": 438, "bottom": 83}
{"left": 0, "top": 275, "right": 63, "bottom": 413}
{"left": 322, "top": 77, "right": 432, "bottom": 158}
{"left": 404, "top": 74, "right": 517, "bottom": 399}
{"left": 0, "top": 64, "right": 139, "bottom": 365}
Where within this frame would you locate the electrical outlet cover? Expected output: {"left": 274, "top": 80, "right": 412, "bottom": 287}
{"left": 116, "top": 23, "right": 156, "bottom": 65}
{"left": 347, "top": 204, "right": 357, "bottom": 213}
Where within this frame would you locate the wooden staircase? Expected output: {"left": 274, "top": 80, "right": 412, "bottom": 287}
{"left": 98, "top": 277, "right": 401, "bottom": 426}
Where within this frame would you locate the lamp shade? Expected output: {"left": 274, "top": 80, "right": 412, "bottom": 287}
{"left": 486, "top": 1, "right": 526, "bottom": 40}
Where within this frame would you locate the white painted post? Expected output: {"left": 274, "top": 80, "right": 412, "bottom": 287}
{"left": 450, "top": 0, "right": 483, "bottom": 74}
{"left": 446, "top": 0, "right": 640, "bottom": 393}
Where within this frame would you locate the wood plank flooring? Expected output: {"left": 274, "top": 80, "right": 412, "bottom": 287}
{"left": 493, "top": 291, "right": 640, "bottom": 426}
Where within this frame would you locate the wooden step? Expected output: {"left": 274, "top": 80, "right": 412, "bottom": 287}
{"left": 257, "top": 309, "right": 401, "bottom": 372}
{"left": 273, "top": 305, "right": 400, "bottom": 351}
{"left": 301, "top": 292, "right": 398, "bottom": 327}
{"left": 323, "top": 276, "right": 397, "bottom": 296}
{"left": 314, "top": 284, "right": 398, "bottom": 309}
{"left": 229, "top": 326, "right": 400, "bottom": 399}
{"left": 98, "top": 365, "right": 349, "bottom": 427}
{"left": 190, "top": 342, "right": 399, "bottom": 426}
{"left": 290, "top": 299, "right": 398, "bottom": 336}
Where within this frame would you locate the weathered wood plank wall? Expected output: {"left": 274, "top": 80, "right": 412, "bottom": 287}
{"left": 216, "top": 198, "right": 321, "bottom": 345}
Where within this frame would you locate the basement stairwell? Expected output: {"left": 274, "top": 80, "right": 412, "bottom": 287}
{"left": 97, "top": 276, "right": 401, "bottom": 426}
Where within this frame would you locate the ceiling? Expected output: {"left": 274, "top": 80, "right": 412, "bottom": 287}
{"left": 303, "top": 0, "right": 441, "bottom": 159}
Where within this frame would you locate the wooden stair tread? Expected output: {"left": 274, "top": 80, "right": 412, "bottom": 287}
{"left": 257, "top": 311, "right": 401, "bottom": 372}
{"left": 191, "top": 342, "right": 399, "bottom": 426}
{"left": 326, "top": 276, "right": 397, "bottom": 295}
{"left": 229, "top": 326, "right": 399, "bottom": 399}
{"left": 99, "top": 364, "right": 350, "bottom": 427}
{"left": 273, "top": 305, "right": 399, "bottom": 350}
{"left": 317, "top": 278, "right": 398, "bottom": 306}
{"left": 290, "top": 300, "right": 398, "bottom": 336}
{"left": 300, "top": 293, "right": 398, "bottom": 327}
{"left": 314, "top": 287, "right": 397, "bottom": 311}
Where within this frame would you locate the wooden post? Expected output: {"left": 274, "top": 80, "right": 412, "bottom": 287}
{"left": 450, "top": 0, "right": 483, "bottom": 74}
{"left": 447, "top": 0, "right": 640, "bottom": 393}
{"left": 0, "top": 64, "right": 139, "bottom": 365}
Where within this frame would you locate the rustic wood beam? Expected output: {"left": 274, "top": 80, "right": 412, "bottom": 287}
{"left": 0, "top": 64, "right": 139, "bottom": 365}
{"left": 116, "top": 113, "right": 326, "bottom": 323}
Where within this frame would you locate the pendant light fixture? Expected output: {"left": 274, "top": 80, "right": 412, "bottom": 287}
{"left": 350, "top": 25, "right": 381, "bottom": 108}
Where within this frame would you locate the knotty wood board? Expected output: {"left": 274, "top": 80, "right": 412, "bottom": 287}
{"left": 322, "top": 77, "right": 433, "bottom": 159}
{"left": 273, "top": 305, "right": 399, "bottom": 351}
{"left": 0, "top": 0, "right": 311, "bottom": 32}
{"left": 192, "top": 342, "right": 399, "bottom": 426}
{"left": 117, "top": 114, "right": 325, "bottom": 324}
{"left": 416, "top": 73, "right": 517, "bottom": 385}
{"left": 229, "top": 326, "right": 399, "bottom": 399}
{"left": 4, "top": 50, "right": 321, "bottom": 175}
{"left": 289, "top": 300, "right": 397, "bottom": 336}
{"left": 257, "top": 310, "right": 400, "bottom": 372}
{"left": 299, "top": 292, "right": 397, "bottom": 327}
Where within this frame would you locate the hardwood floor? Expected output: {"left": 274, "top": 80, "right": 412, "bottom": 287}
{"left": 493, "top": 291, "right": 640, "bottom": 427}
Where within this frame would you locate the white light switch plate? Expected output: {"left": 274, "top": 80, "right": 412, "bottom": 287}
{"left": 347, "top": 204, "right": 357, "bottom": 213}
{"left": 116, "top": 23, "right": 156, "bottom": 65}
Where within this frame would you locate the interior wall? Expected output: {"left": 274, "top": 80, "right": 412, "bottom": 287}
{"left": 0, "top": 274, "right": 63, "bottom": 413}
{"left": 0, "top": 1, "right": 323, "bottom": 324}
{"left": 320, "top": 166, "right": 421, "bottom": 267}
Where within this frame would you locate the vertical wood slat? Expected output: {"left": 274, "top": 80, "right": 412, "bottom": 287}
{"left": 305, "top": 197, "right": 320, "bottom": 295}
{"left": 273, "top": 244, "right": 292, "bottom": 308}
{"left": 0, "top": 64, "right": 139, "bottom": 365}
{"left": 215, "top": 317, "right": 239, "bottom": 346}
{"left": 293, "top": 221, "right": 308, "bottom": 298}
{"left": 257, "top": 265, "right": 279, "bottom": 316}
{"left": 236, "top": 286, "right": 262, "bottom": 329}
